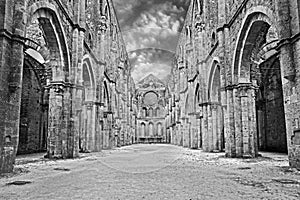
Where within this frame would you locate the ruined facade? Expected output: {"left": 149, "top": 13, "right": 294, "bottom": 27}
{"left": 0, "top": 0, "right": 135, "bottom": 173}
{"left": 1, "top": 0, "right": 300, "bottom": 174}
{"left": 166, "top": 0, "right": 300, "bottom": 169}
{"left": 136, "top": 74, "right": 167, "bottom": 143}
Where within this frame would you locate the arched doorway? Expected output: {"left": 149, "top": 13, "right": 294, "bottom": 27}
{"left": 19, "top": 5, "right": 71, "bottom": 157}
{"left": 256, "top": 57, "right": 287, "bottom": 153}
{"left": 81, "top": 57, "right": 96, "bottom": 152}
{"left": 231, "top": 11, "right": 287, "bottom": 157}
{"left": 18, "top": 54, "right": 48, "bottom": 154}
{"left": 141, "top": 123, "right": 146, "bottom": 137}
{"left": 208, "top": 62, "right": 225, "bottom": 152}
{"left": 149, "top": 123, "right": 154, "bottom": 137}
{"left": 157, "top": 123, "right": 162, "bottom": 136}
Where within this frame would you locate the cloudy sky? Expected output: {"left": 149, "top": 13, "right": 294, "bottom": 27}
{"left": 112, "top": 0, "right": 190, "bottom": 84}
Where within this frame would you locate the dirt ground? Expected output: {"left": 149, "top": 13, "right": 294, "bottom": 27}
{"left": 0, "top": 144, "right": 300, "bottom": 200}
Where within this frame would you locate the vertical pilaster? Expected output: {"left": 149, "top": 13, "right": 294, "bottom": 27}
{"left": 211, "top": 104, "right": 218, "bottom": 151}
{"left": 202, "top": 105, "right": 208, "bottom": 151}
{"left": 241, "top": 90, "right": 249, "bottom": 157}
{"left": 0, "top": 0, "right": 26, "bottom": 173}
{"left": 234, "top": 87, "right": 242, "bottom": 157}
{"left": 47, "top": 87, "right": 63, "bottom": 158}
{"left": 225, "top": 88, "right": 236, "bottom": 157}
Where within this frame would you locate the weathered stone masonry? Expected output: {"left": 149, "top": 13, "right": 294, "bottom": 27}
{"left": 166, "top": 0, "right": 300, "bottom": 169}
{"left": 1, "top": 0, "right": 300, "bottom": 174}
{"left": 0, "top": 0, "right": 136, "bottom": 173}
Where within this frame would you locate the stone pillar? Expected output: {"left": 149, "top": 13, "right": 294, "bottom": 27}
{"left": 234, "top": 87, "right": 242, "bottom": 157}
{"left": 275, "top": 0, "right": 300, "bottom": 169}
{"left": 94, "top": 104, "right": 101, "bottom": 152}
{"left": 240, "top": 89, "right": 250, "bottom": 156}
{"left": 207, "top": 104, "right": 213, "bottom": 151}
{"left": 70, "top": 0, "right": 86, "bottom": 158}
{"left": 196, "top": 113, "right": 202, "bottom": 149}
{"left": 86, "top": 102, "right": 94, "bottom": 151}
{"left": 226, "top": 84, "right": 258, "bottom": 158}
{"left": 98, "top": 104, "right": 104, "bottom": 150}
{"left": 225, "top": 88, "right": 236, "bottom": 157}
{"left": 217, "top": 105, "right": 224, "bottom": 151}
{"left": 275, "top": 0, "right": 295, "bottom": 81}
{"left": 202, "top": 105, "right": 208, "bottom": 151}
{"left": 0, "top": 0, "right": 26, "bottom": 173}
{"left": 62, "top": 87, "right": 71, "bottom": 158}
{"left": 47, "top": 86, "right": 64, "bottom": 158}
{"left": 173, "top": 125, "right": 177, "bottom": 145}
{"left": 169, "top": 127, "right": 173, "bottom": 145}
{"left": 182, "top": 118, "right": 189, "bottom": 148}
{"left": 189, "top": 114, "right": 198, "bottom": 149}
{"left": 248, "top": 87, "right": 258, "bottom": 157}
{"left": 211, "top": 104, "right": 218, "bottom": 151}
{"left": 107, "top": 113, "right": 114, "bottom": 149}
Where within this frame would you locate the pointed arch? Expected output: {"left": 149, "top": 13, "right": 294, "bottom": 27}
{"left": 26, "top": 2, "right": 71, "bottom": 81}
{"left": 82, "top": 56, "right": 96, "bottom": 101}
{"left": 208, "top": 60, "right": 221, "bottom": 102}
{"left": 103, "top": 81, "right": 110, "bottom": 107}
{"left": 232, "top": 7, "right": 279, "bottom": 84}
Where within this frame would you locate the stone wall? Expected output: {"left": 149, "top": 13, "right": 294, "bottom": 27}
{"left": 18, "top": 65, "right": 45, "bottom": 154}
{"left": 0, "top": 0, "right": 135, "bottom": 173}
{"left": 166, "top": 0, "right": 300, "bottom": 169}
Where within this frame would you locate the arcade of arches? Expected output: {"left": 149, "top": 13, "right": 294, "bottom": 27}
{"left": 1, "top": 0, "right": 300, "bottom": 173}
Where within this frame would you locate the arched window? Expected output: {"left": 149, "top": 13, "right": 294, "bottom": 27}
{"left": 142, "top": 107, "right": 147, "bottom": 118}
{"left": 149, "top": 123, "right": 154, "bottom": 137}
{"left": 149, "top": 107, "right": 153, "bottom": 117}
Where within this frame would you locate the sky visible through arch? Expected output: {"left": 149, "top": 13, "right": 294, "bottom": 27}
{"left": 112, "top": 0, "right": 190, "bottom": 84}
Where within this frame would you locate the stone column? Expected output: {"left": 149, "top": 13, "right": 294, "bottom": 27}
{"left": 86, "top": 102, "right": 94, "bottom": 151}
{"left": 240, "top": 89, "right": 250, "bottom": 157}
{"left": 169, "top": 127, "right": 173, "bottom": 145}
{"left": 234, "top": 87, "right": 242, "bottom": 157}
{"left": 202, "top": 105, "right": 208, "bottom": 151}
{"left": 47, "top": 86, "right": 64, "bottom": 158}
{"left": 275, "top": 0, "right": 300, "bottom": 169}
{"left": 217, "top": 105, "right": 224, "bottom": 151}
{"left": 231, "top": 84, "right": 258, "bottom": 158}
{"left": 98, "top": 104, "right": 104, "bottom": 150}
{"left": 275, "top": 0, "right": 295, "bottom": 81}
{"left": 182, "top": 118, "right": 189, "bottom": 148}
{"left": 62, "top": 87, "right": 71, "bottom": 158}
{"left": 94, "top": 103, "right": 101, "bottom": 152}
{"left": 0, "top": 0, "right": 26, "bottom": 173}
{"left": 196, "top": 112, "right": 202, "bottom": 149}
{"left": 248, "top": 87, "right": 258, "bottom": 157}
{"left": 211, "top": 104, "right": 218, "bottom": 151}
{"left": 190, "top": 114, "right": 198, "bottom": 149}
{"left": 225, "top": 88, "right": 236, "bottom": 157}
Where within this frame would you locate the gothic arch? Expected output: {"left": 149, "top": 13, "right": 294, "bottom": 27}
{"left": 156, "top": 123, "right": 162, "bottom": 136}
{"left": 82, "top": 56, "right": 96, "bottom": 101}
{"left": 26, "top": 2, "right": 71, "bottom": 81}
{"left": 149, "top": 122, "right": 154, "bottom": 137}
{"left": 140, "top": 122, "right": 146, "bottom": 137}
{"left": 155, "top": 107, "right": 160, "bottom": 117}
{"left": 103, "top": 81, "right": 110, "bottom": 108}
{"left": 208, "top": 60, "right": 221, "bottom": 102}
{"left": 232, "top": 8, "right": 278, "bottom": 84}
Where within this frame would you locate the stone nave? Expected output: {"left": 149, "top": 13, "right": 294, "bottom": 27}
{"left": 1, "top": 0, "right": 300, "bottom": 174}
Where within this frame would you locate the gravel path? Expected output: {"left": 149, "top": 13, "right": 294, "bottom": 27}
{"left": 0, "top": 144, "right": 300, "bottom": 200}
